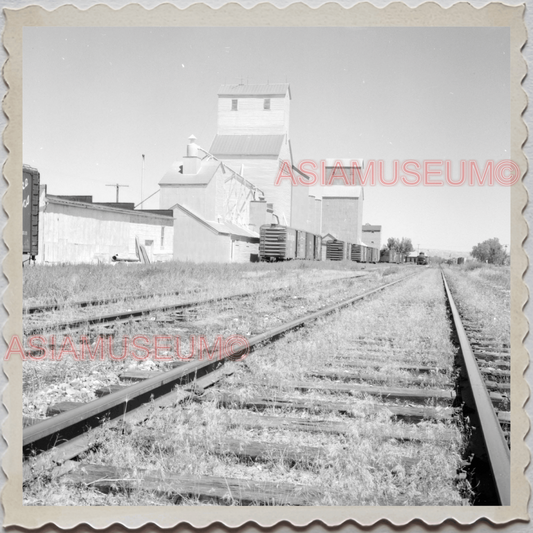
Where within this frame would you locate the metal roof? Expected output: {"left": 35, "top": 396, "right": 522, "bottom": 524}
{"left": 46, "top": 195, "right": 173, "bottom": 221}
{"left": 173, "top": 203, "right": 259, "bottom": 239}
{"left": 363, "top": 224, "right": 382, "bottom": 231}
{"left": 210, "top": 135, "right": 285, "bottom": 157}
{"left": 218, "top": 84, "right": 290, "bottom": 98}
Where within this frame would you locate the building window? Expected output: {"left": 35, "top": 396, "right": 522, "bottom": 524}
{"left": 231, "top": 99, "right": 238, "bottom": 111}
{"left": 161, "top": 227, "right": 165, "bottom": 247}
{"left": 264, "top": 98, "right": 271, "bottom": 110}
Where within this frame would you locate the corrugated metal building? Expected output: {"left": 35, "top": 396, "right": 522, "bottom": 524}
{"left": 37, "top": 189, "right": 174, "bottom": 264}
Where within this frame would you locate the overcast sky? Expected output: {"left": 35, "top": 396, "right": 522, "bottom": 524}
{"left": 23, "top": 27, "right": 510, "bottom": 253}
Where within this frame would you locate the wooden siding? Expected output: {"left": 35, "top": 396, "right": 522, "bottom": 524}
{"left": 39, "top": 202, "right": 173, "bottom": 264}
{"left": 321, "top": 197, "right": 362, "bottom": 244}
{"left": 217, "top": 94, "right": 290, "bottom": 136}
{"left": 308, "top": 195, "right": 317, "bottom": 234}
{"left": 231, "top": 239, "right": 259, "bottom": 263}
{"left": 290, "top": 186, "right": 309, "bottom": 232}
{"left": 159, "top": 180, "right": 216, "bottom": 216}
{"left": 315, "top": 199, "right": 322, "bottom": 237}
{"left": 173, "top": 208, "right": 230, "bottom": 263}
{"left": 362, "top": 228, "right": 382, "bottom": 249}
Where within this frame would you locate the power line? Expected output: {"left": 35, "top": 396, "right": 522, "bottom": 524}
{"left": 106, "top": 183, "right": 129, "bottom": 203}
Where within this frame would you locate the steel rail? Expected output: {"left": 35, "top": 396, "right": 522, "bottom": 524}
{"left": 441, "top": 271, "right": 510, "bottom": 506}
{"left": 24, "top": 290, "right": 257, "bottom": 336}
{"left": 24, "top": 290, "right": 182, "bottom": 315}
{"left": 24, "top": 273, "right": 369, "bottom": 335}
{"left": 23, "top": 273, "right": 414, "bottom": 456}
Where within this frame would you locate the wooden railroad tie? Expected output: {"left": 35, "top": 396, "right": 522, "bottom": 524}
{"left": 207, "top": 392, "right": 455, "bottom": 422}
{"left": 327, "top": 360, "right": 447, "bottom": 374}
{"left": 243, "top": 380, "right": 455, "bottom": 405}
{"left": 60, "top": 463, "right": 316, "bottom": 506}
{"left": 309, "top": 369, "right": 451, "bottom": 387}
{"left": 224, "top": 412, "right": 459, "bottom": 443}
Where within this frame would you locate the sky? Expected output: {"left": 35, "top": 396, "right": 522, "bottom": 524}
{"left": 23, "top": 27, "right": 511, "bottom": 253}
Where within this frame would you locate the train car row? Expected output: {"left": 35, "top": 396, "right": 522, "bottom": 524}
{"left": 259, "top": 224, "right": 323, "bottom": 261}
{"left": 324, "top": 240, "right": 380, "bottom": 263}
{"left": 259, "top": 224, "right": 430, "bottom": 266}
{"left": 259, "top": 224, "right": 380, "bottom": 263}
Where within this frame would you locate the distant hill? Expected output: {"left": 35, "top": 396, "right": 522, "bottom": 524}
{"left": 422, "top": 248, "right": 470, "bottom": 259}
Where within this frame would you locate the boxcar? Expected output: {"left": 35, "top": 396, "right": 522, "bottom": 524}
{"left": 380, "top": 249, "right": 396, "bottom": 263}
{"left": 369, "top": 247, "right": 380, "bottom": 263}
{"left": 351, "top": 244, "right": 361, "bottom": 262}
{"left": 326, "top": 240, "right": 345, "bottom": 261}
{"left": 259, "top": 224, "right": 297, "bottom": 261}
{"left": 314, "top": 235, "right": 322, "bottom": 260}
{"left": 23, "top": 165, "right": 40, "bottom": 260}
{"left": 296, "top": 230, "right": 307, "bottom": 259}
{"left": 305, "top": 232, "right": 315, "bottom": 260}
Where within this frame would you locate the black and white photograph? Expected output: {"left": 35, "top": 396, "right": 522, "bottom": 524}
{"left": 3, "top": 1, "right": 529, "bottom": 528}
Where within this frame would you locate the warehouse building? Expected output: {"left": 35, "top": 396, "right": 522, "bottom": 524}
{"left": 36, "top": 188, "right": 174, "bottom": 264}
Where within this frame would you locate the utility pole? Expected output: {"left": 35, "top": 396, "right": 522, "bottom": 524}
{"left": 106, "top": 183, "right": 129, "bottom": 203}
{"left": 141, "top": 154, "right": 145, "bottom": 210}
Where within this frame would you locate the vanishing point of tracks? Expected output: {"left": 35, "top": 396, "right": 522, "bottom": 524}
{"left": 23, "top": 268, "right": 510, "bottom": 506}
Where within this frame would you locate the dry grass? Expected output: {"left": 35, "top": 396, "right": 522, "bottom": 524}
{"left": 25, "top": 268, "right": 472, "bottom": 506}
{"left": 23, "top": 260, "right": 377, "bottom": 306}
{"left": 22, "top": 265, "right": 410, "bottom": 420}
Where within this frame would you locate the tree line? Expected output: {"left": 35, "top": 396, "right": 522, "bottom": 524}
{"left": 471, "top": 238, "right": 508, "bottom": 265}
{"left": 384, "top": 237, "right": 414, "bottom": 255}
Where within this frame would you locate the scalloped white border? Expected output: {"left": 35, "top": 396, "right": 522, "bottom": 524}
{"left": 1, "top": 2, "right": 529, "bottom": 529}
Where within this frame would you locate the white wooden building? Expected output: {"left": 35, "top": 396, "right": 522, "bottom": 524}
{"left": 36, "top": 189, "right": 174, "bottom": 264}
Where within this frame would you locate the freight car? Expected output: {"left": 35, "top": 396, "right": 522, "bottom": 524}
{"left": 416, "top": 252, "right": 429, "bottom": 265}
{"left": 327, "top": 240, "right": 379, "bottom": 263}
{"left": 259, "top": 224, "right": 322, "bottom": 261}
{"left": 23, "top": 164, "right": 40, "bottom": 262}
{"left": 380, "top": 249, "right": 404, "bottom": 264}
{"left": 259, "top": 224, "right": 379, "bottom": 263}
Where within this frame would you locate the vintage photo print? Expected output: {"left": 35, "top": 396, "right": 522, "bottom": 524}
{"left": 2, "top": 1, "right": 528, "bottom": 529}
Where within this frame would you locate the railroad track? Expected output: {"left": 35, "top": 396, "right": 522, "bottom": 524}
{"left": 24, "top": 290, "right": 183, "bottom": 315}
{"left": 22, "top": 276, "right": 412, "bottom": 471}
{"left": 23, "top": 269, "right": 510, "bottom": 506}
{"left": 441, "top": 271, "right": 510, "bottom": 506}
{"left": 23, "top": 272, "right": 370, "bottom": 336}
